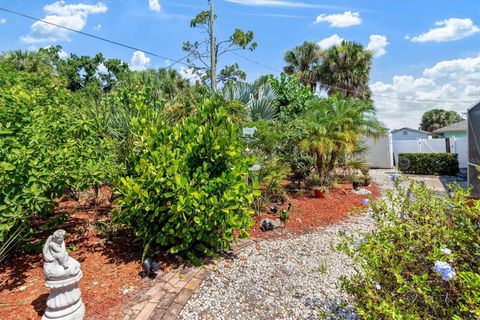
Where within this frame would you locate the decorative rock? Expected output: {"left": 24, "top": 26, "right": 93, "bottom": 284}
{"left": 353, "top": 188, "right": 372, "bottom": 195}
{"left": 260, "top": 219, "right": 281, "bottom": 232}
{"left": 43, "top": 230, "right": 85, "bottom": 320}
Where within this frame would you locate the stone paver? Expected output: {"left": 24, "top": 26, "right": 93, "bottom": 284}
{"left": 122, "top": 238, "right": 256, "bottom": 320}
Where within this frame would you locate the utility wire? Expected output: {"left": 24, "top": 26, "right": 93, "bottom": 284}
{"left": 2, "top": 6, "right": 476, "bottom": 104}
{"left": 0, "top": 7, "right": 190, "bottom": 69}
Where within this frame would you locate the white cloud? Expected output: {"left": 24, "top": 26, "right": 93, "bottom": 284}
{"left": 407, "top": 18, "right": 479, "bottom": 42}
{"left": 371, "top": 55, "right": 480, "bottom": 129}
{"left": 0, "top": 18, "right": 6, "bottom": 25}
{"left": 314, "top": 11, "right": 361, "bottom": 28}
{"left": 226, "top": 0, "right": 342, "bottom": 9}
{"left": 318, "top": 34, "right": 343, "bottom": 49}
{"left": 21, "top": 1, "right": 107, "bottom": 44}
{"left": 130, "top": 51, "right": 150, "bottom": 71}
{"left": 93, "top": 24, "right": 102, "bottom": 30}
{"left": 97, "top": 62, "right": 108, "bottom": 74}
{"left": 148, "top": 0, "right": 161, "bottom": 12}
{"left": 367, "top": 34, "right": 388, "bottom": 57}
{"left": 59, "top": 49, "right": 68, "bottom": 59}
{"left": 179, "top": 67, "right": 202, "bottom": 84}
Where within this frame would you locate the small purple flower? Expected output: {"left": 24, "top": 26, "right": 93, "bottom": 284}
{"left": 433, "top": 261, "right": 456, "bottom": 281}
{"left": 362, "top": 198, "right": 369, "bottom": 205}
{"left": 390, "top": 173, "right": 401, "bottom": 181}
{"left": 440, "top": 247, "right": 452, "bottom": 255}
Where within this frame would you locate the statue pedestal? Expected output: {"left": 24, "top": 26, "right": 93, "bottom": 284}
{"left": 43, "top": 230, "right": 85, "bottom": 320}
{"left": 42, "top": 270, "right": 85, "bottom": 320}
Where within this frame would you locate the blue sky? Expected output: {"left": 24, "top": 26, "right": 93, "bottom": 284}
{"left": 0, "top": 0, "right": 479, "bottom": 129}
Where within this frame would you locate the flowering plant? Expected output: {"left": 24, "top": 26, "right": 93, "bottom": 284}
{"left": 336, "top": 180, "right": 480, "bottom": 319}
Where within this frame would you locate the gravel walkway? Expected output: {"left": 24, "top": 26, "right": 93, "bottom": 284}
{"left": 178, "top": 214, "right": 375, "bottom": 320}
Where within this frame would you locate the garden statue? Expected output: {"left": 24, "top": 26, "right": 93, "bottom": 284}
{"left": 43, "top": 229, "right": 85, "bottom": 320}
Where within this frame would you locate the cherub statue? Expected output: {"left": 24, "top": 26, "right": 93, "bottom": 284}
{"left": 43, "top": 229, "right": 80, "bottom": 278}
{"left": 42, "top": 230, "right": 85, "bottom": 319}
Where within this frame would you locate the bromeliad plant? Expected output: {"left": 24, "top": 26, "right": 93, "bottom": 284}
{"left": 114, "top": 97, "right": 256, "bottom": 262}
{"left": 336, "top": 180, "right": 480, "bottom": 319}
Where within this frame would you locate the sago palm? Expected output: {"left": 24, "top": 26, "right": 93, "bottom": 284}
{"left": 301, "top": 94, "right": 384, "bottom": 185}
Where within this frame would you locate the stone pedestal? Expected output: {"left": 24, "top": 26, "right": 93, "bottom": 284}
{"left": 43, "top": 230, "right": 85, "bottom": 320}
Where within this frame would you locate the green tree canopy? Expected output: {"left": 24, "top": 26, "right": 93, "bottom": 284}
{"left": 317, "top": 40, "right": 372, "bottom": 101}
{"left": 420, "top": 108, "right": 464, "bottom": 132}
{"left": 283, "top": 41, "right": 322, "bottom": 91}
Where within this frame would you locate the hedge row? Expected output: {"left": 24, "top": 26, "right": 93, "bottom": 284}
{"left": 398, "top": 153, "right": 459, "bottom": 176}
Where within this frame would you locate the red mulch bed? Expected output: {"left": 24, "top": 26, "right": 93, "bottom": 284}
{"left": 0, "top": 183, "right": 380, "bottom": 319}
{"left": 249, "top": 183, "right": 380, "bottom": 239}
{"left": 0, "top": 187, "right": 177, "bottom": 320}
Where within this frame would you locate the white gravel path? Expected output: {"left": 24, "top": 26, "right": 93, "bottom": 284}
{"left": 178, "top": 171, "right": 396, "bottom": 320}
{"left": 179, "top": 214, "right": 375, "bottom": 320}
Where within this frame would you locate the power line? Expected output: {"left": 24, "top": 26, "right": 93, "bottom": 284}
{"left": 230, "top": 51, "right": 476, "bottom": 104}
{"left": 0, "top": 7, "right": 190, "bottom": 69}
{"left": 3, "top": 5, "right": 476, "bottom": 104}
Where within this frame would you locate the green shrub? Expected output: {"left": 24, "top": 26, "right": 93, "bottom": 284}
{"left": 398, "top": 153, "right": 459, "bottom": 176}
{"left": 337, "top": 181, "right": 480, "bottom": 319}
{"left": 268, "top": 73, "right": 314, "bottom": 120}
{"left": 250, "top": 118, "right": 314, "bottom": 186}
{"left": 0, "top": 63, "right": 120, "bottom": 254}
{"left": 114, "top": 98, "right": 256, "bottom": 261}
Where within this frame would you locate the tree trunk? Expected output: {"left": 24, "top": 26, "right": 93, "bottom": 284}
{"left": 315, "top": 150, "right": 325, "bottom": 185}
{"left": 326, "top": 148, "right": 339, "bottom": 185}
{"left": 209, "top": 0, "right": 217, "bottom": 92}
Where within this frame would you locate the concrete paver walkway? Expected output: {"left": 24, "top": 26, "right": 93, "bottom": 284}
{"left": 121, "top": 239, "right": 255, "bottom": 320}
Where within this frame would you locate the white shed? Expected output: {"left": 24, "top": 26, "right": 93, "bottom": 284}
{"left": 391, "top": 127, "right": 432, "bottom": 141}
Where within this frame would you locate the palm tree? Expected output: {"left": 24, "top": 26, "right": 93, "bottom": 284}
{"left": 318, "top": 41, "right": 372, "bottom": 101}
{"left": 0, "top": 47, "right": 61, "bottom": 73}
{"left": 300, "top": 95, "right": 384, "bottom": 185}
{"left": 283, "top": 41, "right": 322, "bottom": 91}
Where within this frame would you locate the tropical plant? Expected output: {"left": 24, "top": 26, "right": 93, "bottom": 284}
{"left": 221, "top": 82, "right": 278, "bottom": 121}
{"left": 114, "top": 97, "right": 256, "bottom": 262}
{"left": 0, "top": 46, "right": 62, "bottom": 73}
{"left": 268, "top": 73, "right": 315, "bottom": 120}
{"left": 0, "top": 62, "right": 120, "bottom": 255}
{"left": 337, "top": 180, "right": 480, "bottom": 319}
{"left": 317, "top": 41, "right": 372, "bottom": 100}
{"left": 300, "top": 95, "right": 383, "bottom": 185}
{"left": 283, "top": 41, "right": 322, "bottom": 90}
{"left": 420, "top": 108, "right": 464, "bottom": 132}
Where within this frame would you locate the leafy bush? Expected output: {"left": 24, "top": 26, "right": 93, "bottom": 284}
{"left": 114, "top": 98, "right": 256, "bottom": 261}
{"left": 250, "top": 119, "right": 313, "bottom": 188}
{"left": 337, "top": 181, "right": 480, "bottom": 319}
{"left": 268, "top": 73, "right": 314, "bottom": 120}
{"left": 399, "top": 153, "right": 459, "bottom": 176}
{"left": 0, "top": 62, "right": 119, "bottom": 253}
